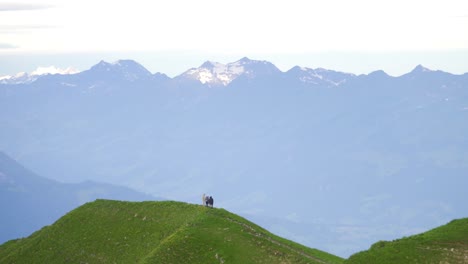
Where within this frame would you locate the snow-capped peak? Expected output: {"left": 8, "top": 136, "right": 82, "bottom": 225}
{"left": 0, "top": 72, "right": 35, "bottom": 84}
{"left": 0, "top": 66, "right": 79, "bottom": 84}
{"left": 181, "top": 60, "right": 247, "bottom": 86}
{"left": 179, "top": 57, "right": 281, "bottom": 86}
{"left": 31, "top": 66, "right": 79, "bottom": 76}
{"left": 0, "top": 72, "right": 27, "bottom": 81}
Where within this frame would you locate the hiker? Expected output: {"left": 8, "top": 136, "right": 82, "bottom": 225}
{"left": 205, "top": 195, "right": 209, "bottom": 206}
{"left": 202, "top": 193, "right": 206, "bottom": 206}
{"left": 208, "top": 196, "right": 214, "bottom": 208}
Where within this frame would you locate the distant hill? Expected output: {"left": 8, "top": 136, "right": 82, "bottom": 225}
{"left": 346, "top": 218, "right": 468, "bottom": 263}
{"left": 0, "top": 200, "right": 343, "bottom": 264}
{"left": 0, "top": 152, "right": 156, "bottom": 244}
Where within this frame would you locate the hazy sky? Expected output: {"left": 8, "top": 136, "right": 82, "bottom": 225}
{"left": 1, "top": 0, "right": 468, "bottom": 76}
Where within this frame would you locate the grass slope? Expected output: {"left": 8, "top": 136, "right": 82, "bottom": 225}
{"left": 0, "top": 200, "right": 343, "bottom": 264}
{"left": 346, "top": 218, "right": 468, "bottom": 263}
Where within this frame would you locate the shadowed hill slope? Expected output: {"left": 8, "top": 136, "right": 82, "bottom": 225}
{"left": 0, "top": 152, "right": 156, "bottom": 244}
{"left": 346, "top": 218, "right": 468, "bottom": 263}
{"left": 0, "top": 200, "right": 343, "bottom": 264}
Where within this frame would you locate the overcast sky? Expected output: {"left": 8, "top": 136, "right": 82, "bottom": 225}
{"left": 1, "top": 0, "right": 468, "bottom": 76}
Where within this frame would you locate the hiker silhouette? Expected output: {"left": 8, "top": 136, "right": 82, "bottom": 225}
{"left": 204, "top": 195, "right": 214, "bottom": 208}
{"left": 208, "top": 196, "right": 214, "bottom": 208}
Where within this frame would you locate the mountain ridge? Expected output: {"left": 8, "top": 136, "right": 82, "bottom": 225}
{"left": 1, "top": 58, "right": 464, "bottom": 87}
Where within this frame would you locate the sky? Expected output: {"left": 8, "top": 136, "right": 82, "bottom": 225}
{"left": 1, "top": 0, "right": 468, "bottom": 77}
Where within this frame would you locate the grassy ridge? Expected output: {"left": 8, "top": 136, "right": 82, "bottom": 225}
{"left": 0, "top": 200, "right": 343, "bottom": 264}
{"left": 346, "top": 218, "right": 468, "bottom": 263}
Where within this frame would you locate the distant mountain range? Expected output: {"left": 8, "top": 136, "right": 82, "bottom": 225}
{"left": 1, "top": 58, "right": 467, "bottom": 257}
{"left": 0, "top": 152, "right": 156, "bottom": 244}
{"left": 2, "top": 57, "right": 441, "bottom": 87}
{"left": 2, "top": 57, "right": 465, "bottom": 88}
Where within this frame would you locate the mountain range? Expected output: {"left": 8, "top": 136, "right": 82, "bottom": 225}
{"left": 1, "top": 57, "right": 467, "bottom": 257}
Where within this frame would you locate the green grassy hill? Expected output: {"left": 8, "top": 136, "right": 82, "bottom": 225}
{"left": 346, "top": 218, "right": 468, "bottom": 263}
{"left": 0, "top": 200, "right": 343, "bottom": 264}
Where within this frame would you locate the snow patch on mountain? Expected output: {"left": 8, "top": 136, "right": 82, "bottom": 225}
{"left": 289, "top": 66, "right": 354, "bottom": 86}
{"left": 31, "top": 66, "right": 79, "bottom": 76}
{"left": 179, "top": 57, "right": 279, "bottom": 86}
{"left": 296, "top": 67, "right": 324, "bottom": 83}
{"left": 182, "top": 60, "right": 246, "bottom": 85}
{"left": 1, "top": 66, "right": 79, "bottom": 84}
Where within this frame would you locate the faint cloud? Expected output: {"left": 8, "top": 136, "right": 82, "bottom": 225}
{"left": 0, "top": 25, "right": 57, "bottom": 34}
{"left": 0, "top": 3, "right": 53, "bottom": 11}
{"left": 0, "top": 43, "right": 18, "bottom": 49}
{"left": 448, "top": 14, "right": 468, "bottom": 18}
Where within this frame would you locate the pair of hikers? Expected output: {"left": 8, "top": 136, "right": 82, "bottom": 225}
{"left": 202, "top": 193, "right": 214, "bottom": 208}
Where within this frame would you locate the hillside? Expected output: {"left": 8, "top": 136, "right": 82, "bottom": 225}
{"left": 346, "top": 218, "right": 468, "bottom": 263}
{"left": 0, "top": 200, "right": 343, "bottom": 264}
